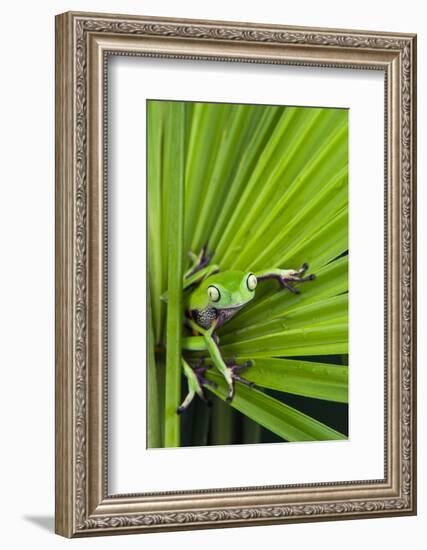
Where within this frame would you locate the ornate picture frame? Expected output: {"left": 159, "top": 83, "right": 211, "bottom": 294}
{"left": 55, "top": 11, "right": 417, "bottom": 537}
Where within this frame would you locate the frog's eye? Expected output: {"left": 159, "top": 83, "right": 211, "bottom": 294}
{"left": 247, "top": 273, "right": 257, "bottom": 291}
{"left": 207, "top": 285, "right": 221, "bottom": 302}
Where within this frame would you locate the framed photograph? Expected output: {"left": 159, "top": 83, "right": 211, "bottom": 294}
{"left": 55, "top": 11, "right": 417, "bottom": 537}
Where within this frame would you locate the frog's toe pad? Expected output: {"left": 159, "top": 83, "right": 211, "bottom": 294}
{"left": 225, "top": 390, "right": 234, "bottom": 403}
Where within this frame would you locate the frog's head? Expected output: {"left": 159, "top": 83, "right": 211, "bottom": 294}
{"left": 205, "top": 271, "right": 257, "bottom": 310}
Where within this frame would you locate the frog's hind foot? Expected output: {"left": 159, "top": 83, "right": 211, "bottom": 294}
{"left": 177, "top": 385, "right": 214, "bottom": 414}
{"left": 177, "top": 358, "right": 217, "bottom": 414}
{"left": 194, "top": 358, "right": 218, "bottom": 391}
{"left": 225, "top": 356, "right": 255, "bottom": 402}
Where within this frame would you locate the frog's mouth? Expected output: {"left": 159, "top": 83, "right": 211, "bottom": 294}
{"left": 215, "top": 303, "right": 246, "bottom": 327}
{"left": 217, "top": 297, "right": 253, "bottom": 310}
{"left": 218, "top": 302, "right": 246, "bottom": 310}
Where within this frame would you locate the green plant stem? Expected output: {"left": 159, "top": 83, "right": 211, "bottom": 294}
{"left": 164, "top": 103, "right": 185, "bottom": 448}
{"left": 147, "top": 286, "right": 161, "bottom": 448}
{"left": 147, "top": 101, "right": 164, "bottom": 342}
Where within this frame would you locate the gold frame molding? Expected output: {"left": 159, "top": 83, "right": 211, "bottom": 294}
{"left": 55, "top": 11, "right": 417, "bottom": 537}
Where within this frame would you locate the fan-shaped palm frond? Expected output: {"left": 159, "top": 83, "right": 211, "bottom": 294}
{"left": 148, "top": 99, "right": 348, "bottom": 448}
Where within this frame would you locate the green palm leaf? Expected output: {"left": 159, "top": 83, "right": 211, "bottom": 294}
{"left": 237, "top": 358, "right": 348, "bottom": 403}
{"left": 220, "top": 323, "right": 348, "bottom": 358}
{"left": 220, "top": 294, "right": 348, "bottom": 344}
{"left": 205, "top": 371, "right": 346, "bottom": 441}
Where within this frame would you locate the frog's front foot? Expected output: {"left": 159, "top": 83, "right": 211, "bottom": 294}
{"left": 280, "top": 263, "right": 315, "bottom": 294}
{"left": 185, "top": 244, "right": 213, "bottom": 279}
{"left": 224, "top": 356, "right": 255, "bottom": 402}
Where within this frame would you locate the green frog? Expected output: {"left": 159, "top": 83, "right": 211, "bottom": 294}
{"left": 176, "top": 246, "right": 315, "bottom": 413}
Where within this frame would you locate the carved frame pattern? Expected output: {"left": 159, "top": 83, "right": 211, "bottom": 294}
{"left": 55, "top": 11, "right": 416, "bottom": 537}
